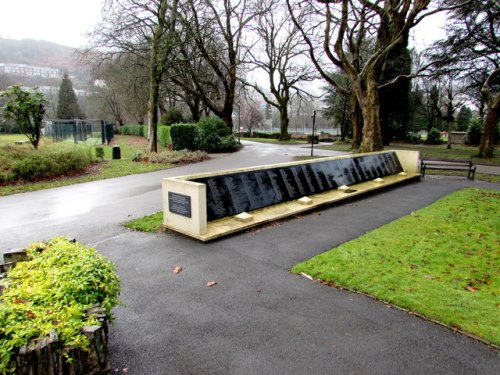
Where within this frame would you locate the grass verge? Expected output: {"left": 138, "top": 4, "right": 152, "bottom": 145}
{"left": 125, "top": 212, "right": 163, "bottom": 232}
{"left": 317, "top": 143, "right": 499, "bottom": 165}
{"left": 292, "top": 188, "right": 500, "bottom": 346}
{"left": 0, "top": 135, "right": 206, "bottom": 196}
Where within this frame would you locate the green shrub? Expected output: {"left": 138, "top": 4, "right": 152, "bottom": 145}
{"left": 219, "top": 135, "right": 241, "bottom": 151}
{"left": 95, "top": 146, "right": 105, "bottom": 160}
{"left": 307, "top": 135, "right": 319, "bottom": 143}
{"left": 160, "top": 107, "right": 185, "bottom": 126}
{"left": 9, "top": 144, "right": 94, "bottom": 181}
{"left": 119, "top": 125, "right": 146, "bottom": 137}
{"left": 158, "top": 125, "right": 172, "bottom": 147}
{"left": 426, "top": 128, "right": 442, "bottom": 145}
{"left": 466, "top": 119, "right": 483, "bottom": 146}
{"left": 196, "top": 116, "right": 238, "bottom": 152}
{"left": 253, "top": 131, "right": 280, "bottom": 139}
{"left": 170, "top": 123, "right": 198, "bottom": 151}
{"left": 0, "top": 237, "right": 120, "bottom": 373}
{"left": 405, "top": 132, "right": 422, "bottom": 144}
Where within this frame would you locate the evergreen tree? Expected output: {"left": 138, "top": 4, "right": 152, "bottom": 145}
{"left": 57, "top": 73, "right": 85, "bottom": 119}
{"left": 456, "top": 105, "right": 472, "bottom": 132}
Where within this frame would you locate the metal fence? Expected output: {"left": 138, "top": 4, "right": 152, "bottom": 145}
{"left": 44, "top": 119, "right": 114, "bottom": 144}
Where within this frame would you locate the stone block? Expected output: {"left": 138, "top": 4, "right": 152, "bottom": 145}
{"left": 298, "top": 196, "right": 313, "bottom": 205}
{"left": 235, "top": 212, "right": 254, "bottom": 223}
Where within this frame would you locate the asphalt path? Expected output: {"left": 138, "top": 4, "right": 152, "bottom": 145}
{"left": 0, "top": 141, "right": 343, "bottom": 250}
{"left": 0, "top": 141, "right": 498, "bottom": 374}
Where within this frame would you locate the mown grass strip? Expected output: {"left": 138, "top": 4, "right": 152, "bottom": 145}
{"left": 125, "top": 212, "right": 163, "bottom": 232}
{"left": 317, "top": 143, "right": 499, "bottom": 166}
{"left": 292, "top": 188, "right": 500, "bottom": 346}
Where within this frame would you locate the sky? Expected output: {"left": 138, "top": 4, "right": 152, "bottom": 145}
{"left": 0, "top": 0, "right": 447, "bottom": 49}
{"left": 0, "top": 0, "right": 104, "bottom": 48}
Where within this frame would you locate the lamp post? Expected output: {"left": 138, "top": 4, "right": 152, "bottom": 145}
{"left": 236, "top": 103, "right": 241, "bottom": 143}
{"left": 311, "top": 110, "right": 316, "bottom": 157}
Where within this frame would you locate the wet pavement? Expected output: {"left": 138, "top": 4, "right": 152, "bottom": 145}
{"left": 0, "top": 141, "right": 498, "bottom": 374}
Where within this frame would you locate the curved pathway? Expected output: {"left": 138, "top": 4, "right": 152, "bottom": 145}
{"left": 0, "top": 142, "right": 498, "bottom": 374}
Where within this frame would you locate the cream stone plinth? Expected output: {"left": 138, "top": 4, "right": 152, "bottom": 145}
{"left": 161, "top": 150, "right": 420, "bottom": 241}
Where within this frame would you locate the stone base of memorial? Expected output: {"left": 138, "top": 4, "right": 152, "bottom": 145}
{"left": 162, "top": 150, "right": 420, "bottom": 241}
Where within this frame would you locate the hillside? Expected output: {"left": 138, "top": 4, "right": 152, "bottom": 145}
{"left": 0, "top": 38, "right": 91, "bottom": 89}
{"left": 0, "top": 38, "right": 77, "bottom": 69}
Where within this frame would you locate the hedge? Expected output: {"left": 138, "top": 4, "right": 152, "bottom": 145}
{"left": 252, "top": 131, "right": 280, "bottom": 139}
{"left": 170, "top": 123, "right": 198, "bottom": 151}
{"left": 118, "top": 125, "right": 146, "bottom": 137}
{"left": 0, "top": 237, "right": 120, "bottom": 373}
{"left": 158, "top": 125, "right": 172, "bottom": 147}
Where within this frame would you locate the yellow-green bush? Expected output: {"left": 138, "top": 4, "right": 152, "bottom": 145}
{"left": 0, "top": 237, "right": 120, "bottom": 373}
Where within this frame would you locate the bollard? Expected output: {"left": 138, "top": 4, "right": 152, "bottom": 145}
{"left": 112, "top": 145, "right": 121, "bottom": 160}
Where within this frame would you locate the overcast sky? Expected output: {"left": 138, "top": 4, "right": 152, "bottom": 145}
{"left": 0, "top": 0, "right": 446, "bottom": 49}
{"left": 0, "top": 0, "right": 104, "bottom": 48}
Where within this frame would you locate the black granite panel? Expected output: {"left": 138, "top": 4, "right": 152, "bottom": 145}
{"left": 193, "top": 152, "right": 403, "bottom": 221}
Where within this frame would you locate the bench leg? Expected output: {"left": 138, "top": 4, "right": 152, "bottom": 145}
{"left": 469, "top": 167, "right": 476, "bottom": 180}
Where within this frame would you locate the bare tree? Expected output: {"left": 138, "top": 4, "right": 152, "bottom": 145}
{"left": 243, "top": 0, "right": 316, "bottom": 140}
{"left": 287, "top": 0, "right": 466, "bottom": 152}
{"left": 88, "top": 0, "right": 179, "bottom": 152}
{"left": 429, "top": 0, "right": 499, "bottom": 158}
{"left": 170, "top": 0, "right": 258, "bottom": 129}
{"left": 89, "top": 55, "right": 149, "bottom": 125}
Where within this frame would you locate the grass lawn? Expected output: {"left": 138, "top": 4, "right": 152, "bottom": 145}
{"left": 292, "top": 188, "right": 500, "bottom": 346}
{"left": 0, "top": 134, "right": 173, "bottom": 196}
{"left": 318, "top": 142, "right": 499, "bottom": 165}
{"left": 125, "top": 211, "right": 163, "bottom": 232}
{"left": 306, "top": 142, "right": 500, "bottom": 183}
{"left": 241, "top": 137, "right": 307, "bottom": 144}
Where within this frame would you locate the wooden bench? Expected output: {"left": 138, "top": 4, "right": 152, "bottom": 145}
{"left": 420, "top": 158, "right": 476, "bottom": 180}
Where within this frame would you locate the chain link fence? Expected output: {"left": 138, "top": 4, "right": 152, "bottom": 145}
{"left": 44, "top": 119, "right": 114, "bottom": 144}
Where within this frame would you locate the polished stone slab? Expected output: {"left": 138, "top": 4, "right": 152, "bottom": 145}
{"left": 193, "top": 152, "right": 403, "bottom": 221}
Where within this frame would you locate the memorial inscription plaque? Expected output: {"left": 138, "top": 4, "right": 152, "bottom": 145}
{"left": 193, "top": 152, "right": 403, "bottom": 221}
{"left": 168, "top": 192, "right": 192, "bottom": 218}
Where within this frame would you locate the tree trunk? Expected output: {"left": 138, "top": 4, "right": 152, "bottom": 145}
{"left": 279, "top": 107, "right": 291, "bottom": 141}
{"left": 349, "top": 91, "right": 362, "bottom": 150}
{"left": 446, "top": 119, "right": 453, "bottom": 149}
{"left": 146, "top": 0, "right": 169, "bottom": 153}
{"left": 222, "top": 112, "right": 234, "bottom": 131}
{"left": 188, "top": 97, "right": 201, "bottom": 122}
{"left": 358, "top": 77, "right": 383, "bottom": 153}
{"left": 478, "top": 94, "right": 499, "bottom": 158}
{"left": 147, "top": 77, "right": 160, "bottom": 153}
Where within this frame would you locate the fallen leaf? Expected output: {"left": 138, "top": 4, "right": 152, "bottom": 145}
{"left": 465, "top": 286, "right": 478, "bottom": 292}
{"left": 173, "top": 265, "right": 183, "bottom": 274}
{"left": 207, "top": 280, "right": 218, "bottom": 287}
{"left": 424, "top": 274, "right": 434, "bottom": 279}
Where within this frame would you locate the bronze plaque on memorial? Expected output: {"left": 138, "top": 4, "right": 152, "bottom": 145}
{"left": 168, "top": 192, "right": 192, "bottom": 218}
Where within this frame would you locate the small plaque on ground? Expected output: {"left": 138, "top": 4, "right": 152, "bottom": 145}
{"left": 168, "top": 192, "right": 192, "bottom": 218}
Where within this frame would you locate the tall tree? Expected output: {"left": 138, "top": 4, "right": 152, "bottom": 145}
{"left": 322, "top": 72, "right": 353, "bottom": 142}
{"left": 90, "top": 55, "right": 149, "bottom": 126}
{"left": 57, "top": 73, "right": 85, "bottom": 119}
{"left": 89, "top": 0, "right": 179, "bottom": 152}
{"left": 243, "top": 0, "right": 316, "bottom": 140}
{"left": 456, "top": 105, "right": 472, "bottom": 132}
{"left": 171, "top": 0, "right": 257, "bottom": 129}
{"left": 287, "top": 0, "right": 465, "bottom": 153}
{"left": 430, "top": 0, "right": 499, "bottom": 158}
